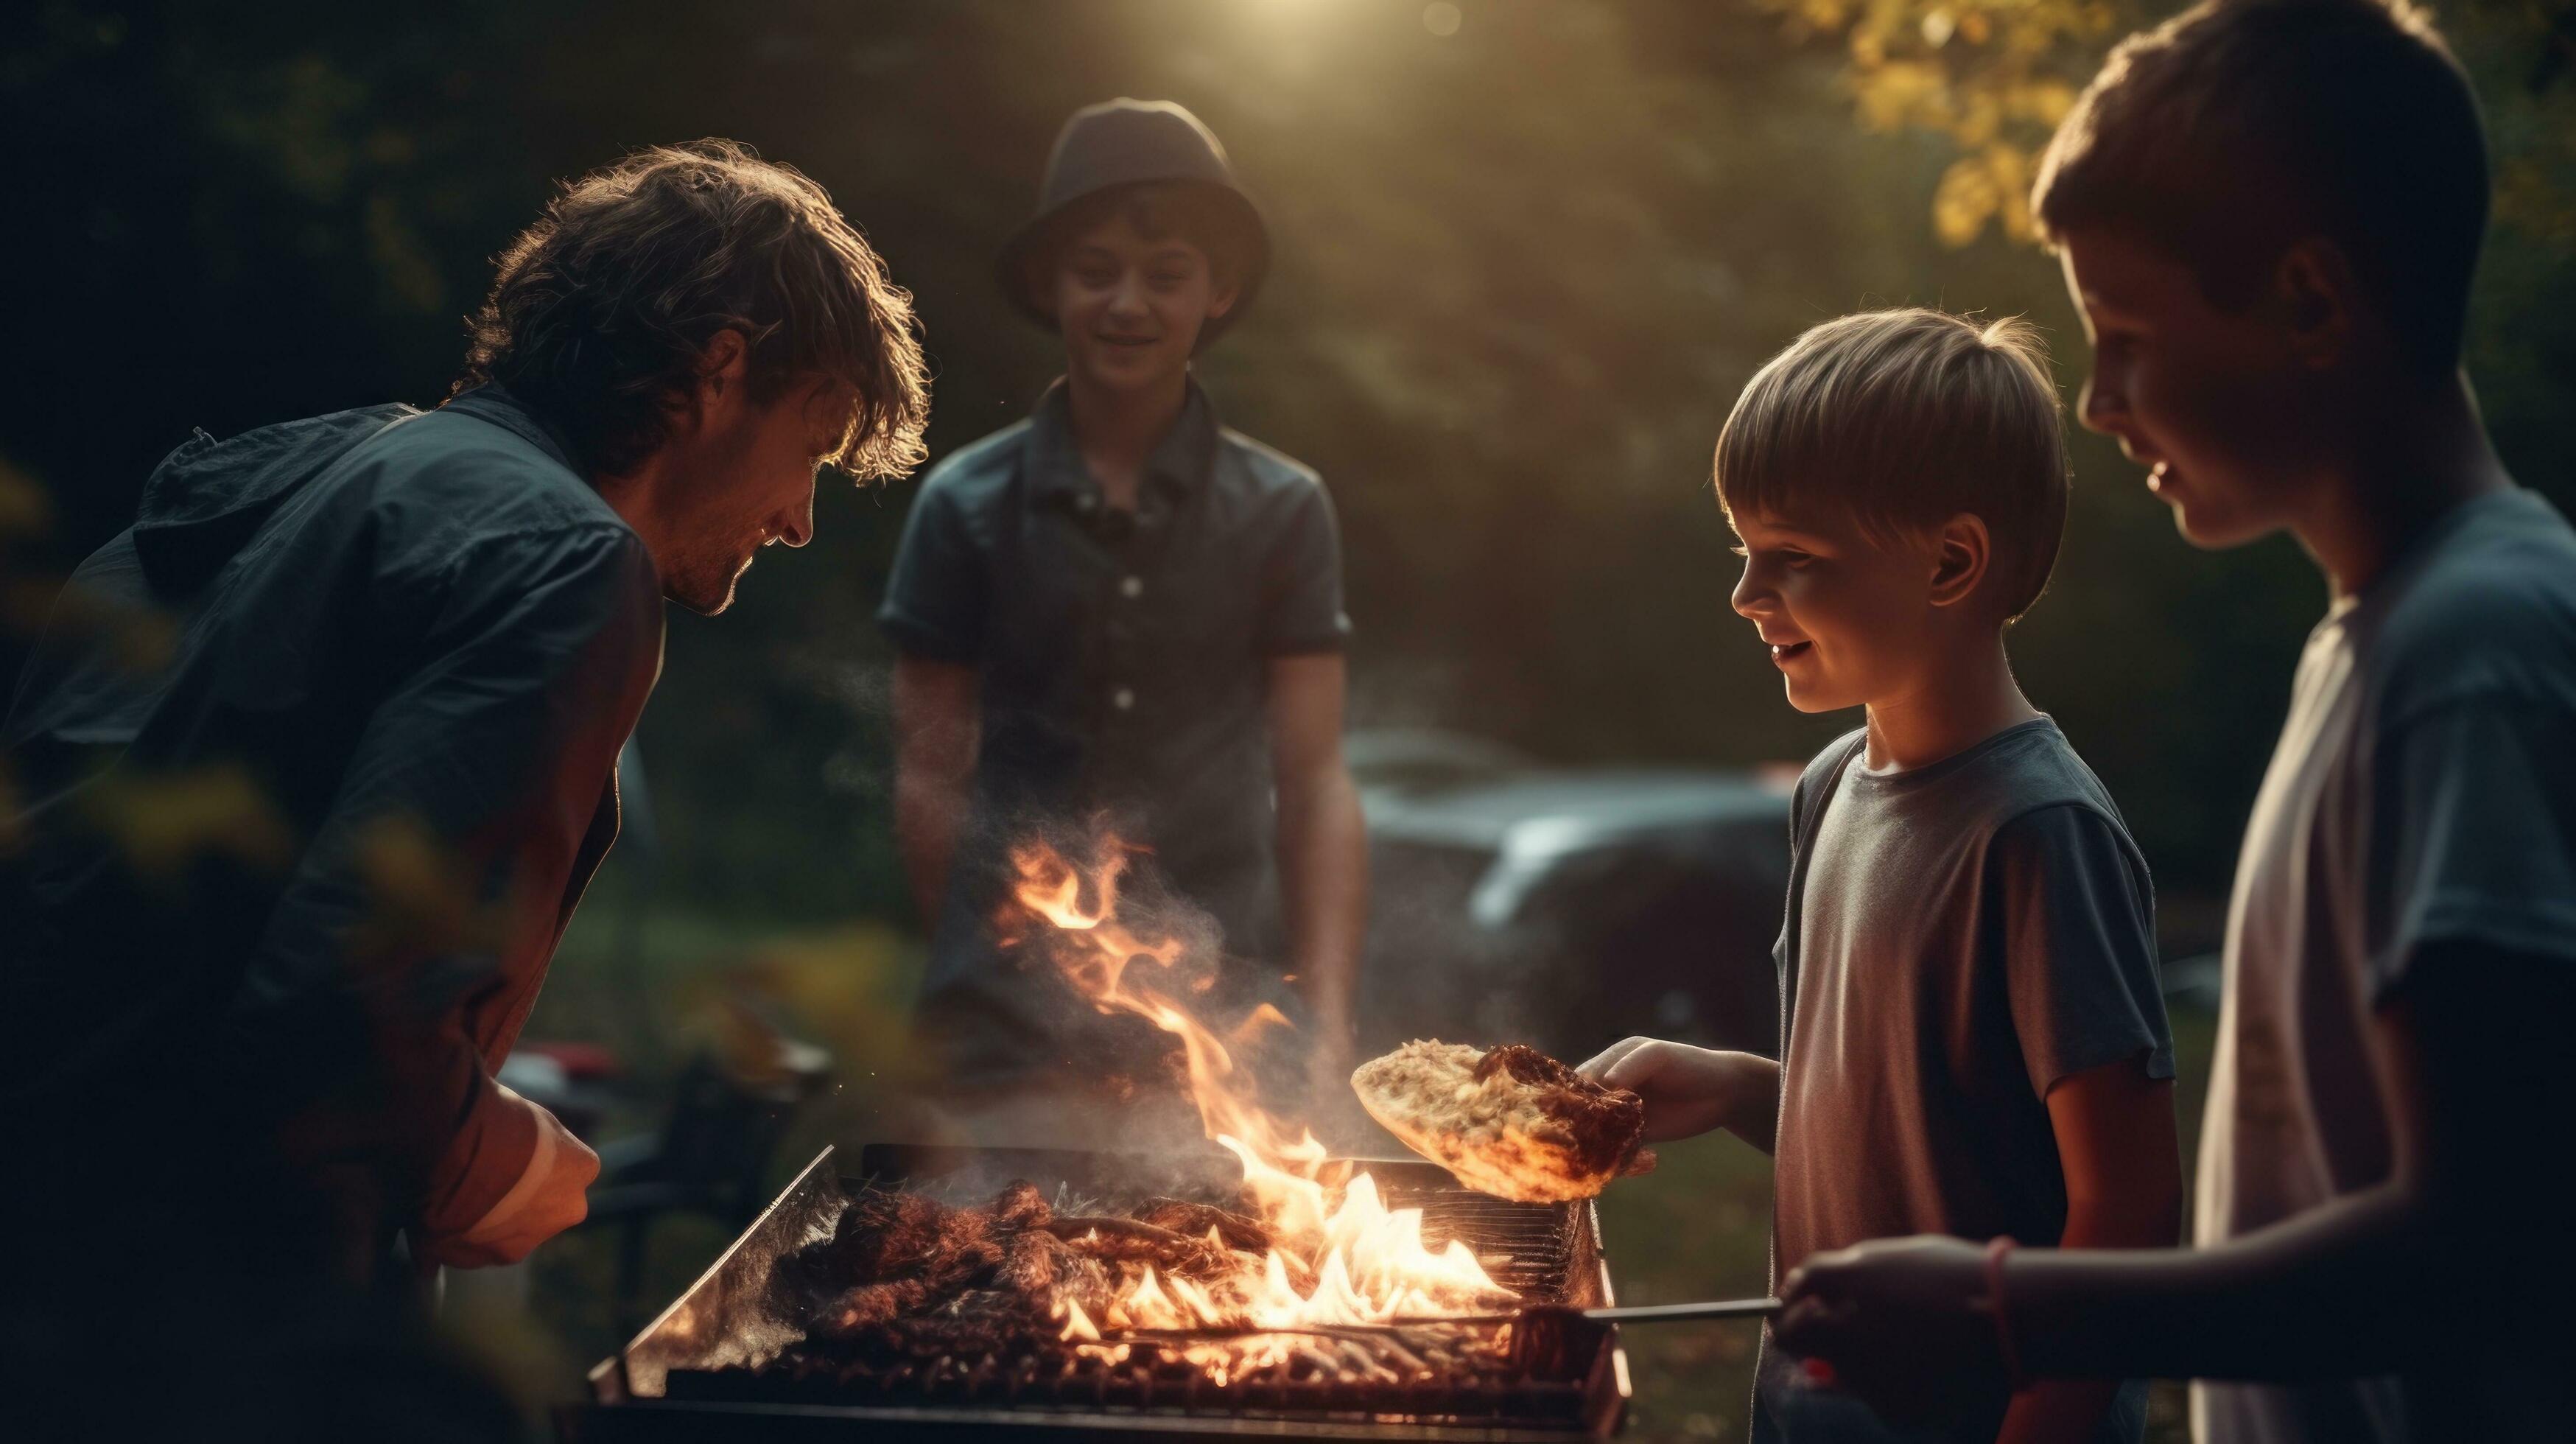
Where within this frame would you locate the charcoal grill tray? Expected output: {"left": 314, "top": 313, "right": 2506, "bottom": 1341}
{"left": 564, "top": 1144, "right": 1630, "bottom": 1441}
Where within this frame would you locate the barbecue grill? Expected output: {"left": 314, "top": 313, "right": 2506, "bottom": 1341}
{"left": 561, "top": 1142, "right": 1632, "bottom": 1440}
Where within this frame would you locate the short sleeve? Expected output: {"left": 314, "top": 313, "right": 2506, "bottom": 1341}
{"left": 2366, "top": 695, "right": 2576, "bottom": 994}
{"left": 1774, "top": 732, "right": 1865, "bottom": 1016}
{"left": 1991, "top": 803, "right": 2177, "bottom": 1095}
{"left": 877, "top": 478, "right": 987, "bottom": 662}
{"left": 1257, "top": 481, "right": 1352, "bottom": 656}
{"left": 1773, "top": 768, "right": 1806, "bottom": 975}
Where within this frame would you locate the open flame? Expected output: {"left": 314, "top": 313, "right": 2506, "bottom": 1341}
{"left": 1003, "top": 836, "right": 1512, "bottom": 1377}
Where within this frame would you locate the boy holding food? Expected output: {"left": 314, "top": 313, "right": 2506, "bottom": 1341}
{"left": 1586, "top": 307, "right": 2181, "bottom": 1443}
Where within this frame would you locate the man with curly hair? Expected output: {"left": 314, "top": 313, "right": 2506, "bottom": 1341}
{"left": 1, "top": 141, "right": 929, "bottom": 1296}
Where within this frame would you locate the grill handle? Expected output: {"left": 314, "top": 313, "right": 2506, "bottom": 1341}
{"left": 1105, "top": 1296, "right": 1780, "bottom": 1341}
{"left": 1484, "top": 1297, "right": 1779, "bottom": 1375}
{"left": 1394, "top": 1295, "right": 1780, "bottom": 1326}
{"left": 1577, "top": 1297, "right": 1780, "bottom": 1322}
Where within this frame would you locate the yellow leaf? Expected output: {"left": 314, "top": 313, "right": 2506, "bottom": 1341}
{"left": 2008, "top": 79, "right": 2081, "bottom": 126}
{"left": 1954, "top": 89, "right": 2004, "bottom": 147}
{"left": 1984, "top": 144, "right": 2038, "bottom": 240}
{"left": 1933, "top": 153, "right": 2003, "bottom": 247}
{"left": 1853, "top": 60, "right": 1950, "bottom": 133}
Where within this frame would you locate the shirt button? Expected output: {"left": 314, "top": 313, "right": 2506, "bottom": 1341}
{"left": 1119, "top": 575, "right": 1144, "bottom": 600}
{"left": 1111, "top": 686, "right": 1136, "bottom": 712}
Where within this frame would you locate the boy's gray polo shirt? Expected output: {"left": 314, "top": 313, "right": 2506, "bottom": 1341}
{"left": 878, "top": 379, "right": 1350, "bottom": 1086}
{"left": 1756, "top": 718, "right": 2170, "bottom": 1444}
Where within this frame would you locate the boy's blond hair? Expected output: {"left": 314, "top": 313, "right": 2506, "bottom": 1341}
{"left": 1715, "top": 309, "right": 2068, "bottom": 620}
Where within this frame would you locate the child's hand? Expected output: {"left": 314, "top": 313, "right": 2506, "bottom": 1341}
{"left": 1580, "top": 1037, "right": 1769, "bottom": 1143}
{"left": 1775, "top": 1236, "right": 2004, "bottom": 1426}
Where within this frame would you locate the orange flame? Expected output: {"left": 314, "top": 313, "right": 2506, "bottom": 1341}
{"left": 1000, "top": 836, "right": 1512, "bottom": 1372}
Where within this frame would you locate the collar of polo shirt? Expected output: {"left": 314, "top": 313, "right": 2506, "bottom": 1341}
{"left": 1024, "top": 376, "right": 1222, "bottom": 517}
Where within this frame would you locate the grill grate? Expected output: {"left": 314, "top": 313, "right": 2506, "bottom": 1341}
{"left": 1383, "top": 1182, "right": 1582, "bottom": 1303}
{"left": 578, "top": 1146, "right": 1629, "bottom": 1440}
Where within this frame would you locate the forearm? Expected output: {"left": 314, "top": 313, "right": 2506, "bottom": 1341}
{"left": 1277, "top": 765, "right": 1366, "bottom": 1028}
{"left": 1780, "top": 956, "right": 2576, "bottom": 1415}
{"left": 419, "top": 1071, "right": 543, "bottom": 1237}
{"left": 222, "top": 921, "right": 493, "bottom": 1202}
{"left": 229, "top": 796, "right": 576, "bottom": 1236}
{"left": 894, "top": 762, "right": 969, "bottom": 926}
{"left": 235, "top": 718, "right": 634, "bottom": 1200}
{"left": 2010, "top": 1182, "right": 2427, "bottom": 1381}
{"left": 891, "top": 662, "right": 978, "bottom": 927}
{"left": 1996, "top": 1187, "right": 2177, "bottom": 1442}
{"left": 1722, "top": 1054, "right": 1780, "bottom": 1153}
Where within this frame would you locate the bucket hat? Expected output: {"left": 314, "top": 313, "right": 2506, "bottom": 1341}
{"left": 994, "top": 98, "right": 1270, "bottom": 348}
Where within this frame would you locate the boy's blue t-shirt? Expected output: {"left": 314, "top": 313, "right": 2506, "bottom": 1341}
{"left": 1760, "top": 717, "right": 2172, "bottom": 1443}
{"left": 1772, "top": 718, "right": 2175, "bottom": 1274}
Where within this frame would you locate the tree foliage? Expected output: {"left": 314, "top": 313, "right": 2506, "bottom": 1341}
{"left": 1762, "top": 0, "right": 2116, "bottom": 242}
{"left": 1773, "top": 0, "right": 2576, "bottom": 245}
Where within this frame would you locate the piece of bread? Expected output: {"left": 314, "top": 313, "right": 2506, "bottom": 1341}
{"left": 1351, "top": 1040, "right": 1654, "bottom": 1203}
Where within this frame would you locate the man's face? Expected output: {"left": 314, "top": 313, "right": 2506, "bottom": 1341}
{"left": 1051, "top": 211, "right": 1235, "bottom": 395}
{"left": 655, "top": 374, "right": 851, "bottom": 615}
{"left": 1729, "top": 505, "right": 1944, "bottom": 715}
{"left": 2057, "top": 227, "right": 2320, "bottom": 550}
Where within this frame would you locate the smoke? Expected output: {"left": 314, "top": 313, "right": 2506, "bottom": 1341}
{"left": 812, "top": 640, "right": 1589, "bottom": 1149}
{"left": 987, "top": 821, "right": 1336, "bottom": 1152}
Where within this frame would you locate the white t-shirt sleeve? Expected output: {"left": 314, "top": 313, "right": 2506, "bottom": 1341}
{"left": 2366, "top": 694, "right": 2576, "bottom": 993}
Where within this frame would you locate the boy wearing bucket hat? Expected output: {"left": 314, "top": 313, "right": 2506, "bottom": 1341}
{"left": 881, "top": 99, "right": 1365, "bottom": 1121}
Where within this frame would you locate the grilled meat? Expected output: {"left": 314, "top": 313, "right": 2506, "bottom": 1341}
{"left": 793, "top": 1180, "right": 1252, "bottom": 1345}
{"left": 1131, "top": 1196, "right": 1275, "bottom": 1253}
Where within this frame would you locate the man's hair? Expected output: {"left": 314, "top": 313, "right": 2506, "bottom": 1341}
{"left": 1715, "top": 309, "right": 2070, "bottom": 621}
{"left": 2032, "top": 0, "right": 2488, "bottom": 376}
{"left": 458, "top": 139, "right": 931, "bottom": 479}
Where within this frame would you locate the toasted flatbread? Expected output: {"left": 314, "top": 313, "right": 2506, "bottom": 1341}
{"left": 1352, "top": 1040, "right": 1654, "bottom": 1203}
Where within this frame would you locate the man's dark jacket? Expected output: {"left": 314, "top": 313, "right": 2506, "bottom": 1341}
{"left": 1, "top": 390, "right": 662, "bottom": 1287}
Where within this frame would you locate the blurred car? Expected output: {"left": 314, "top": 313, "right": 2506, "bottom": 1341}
{"left": 1349, "top": 729, "right": 1792, "bottom": 1062}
